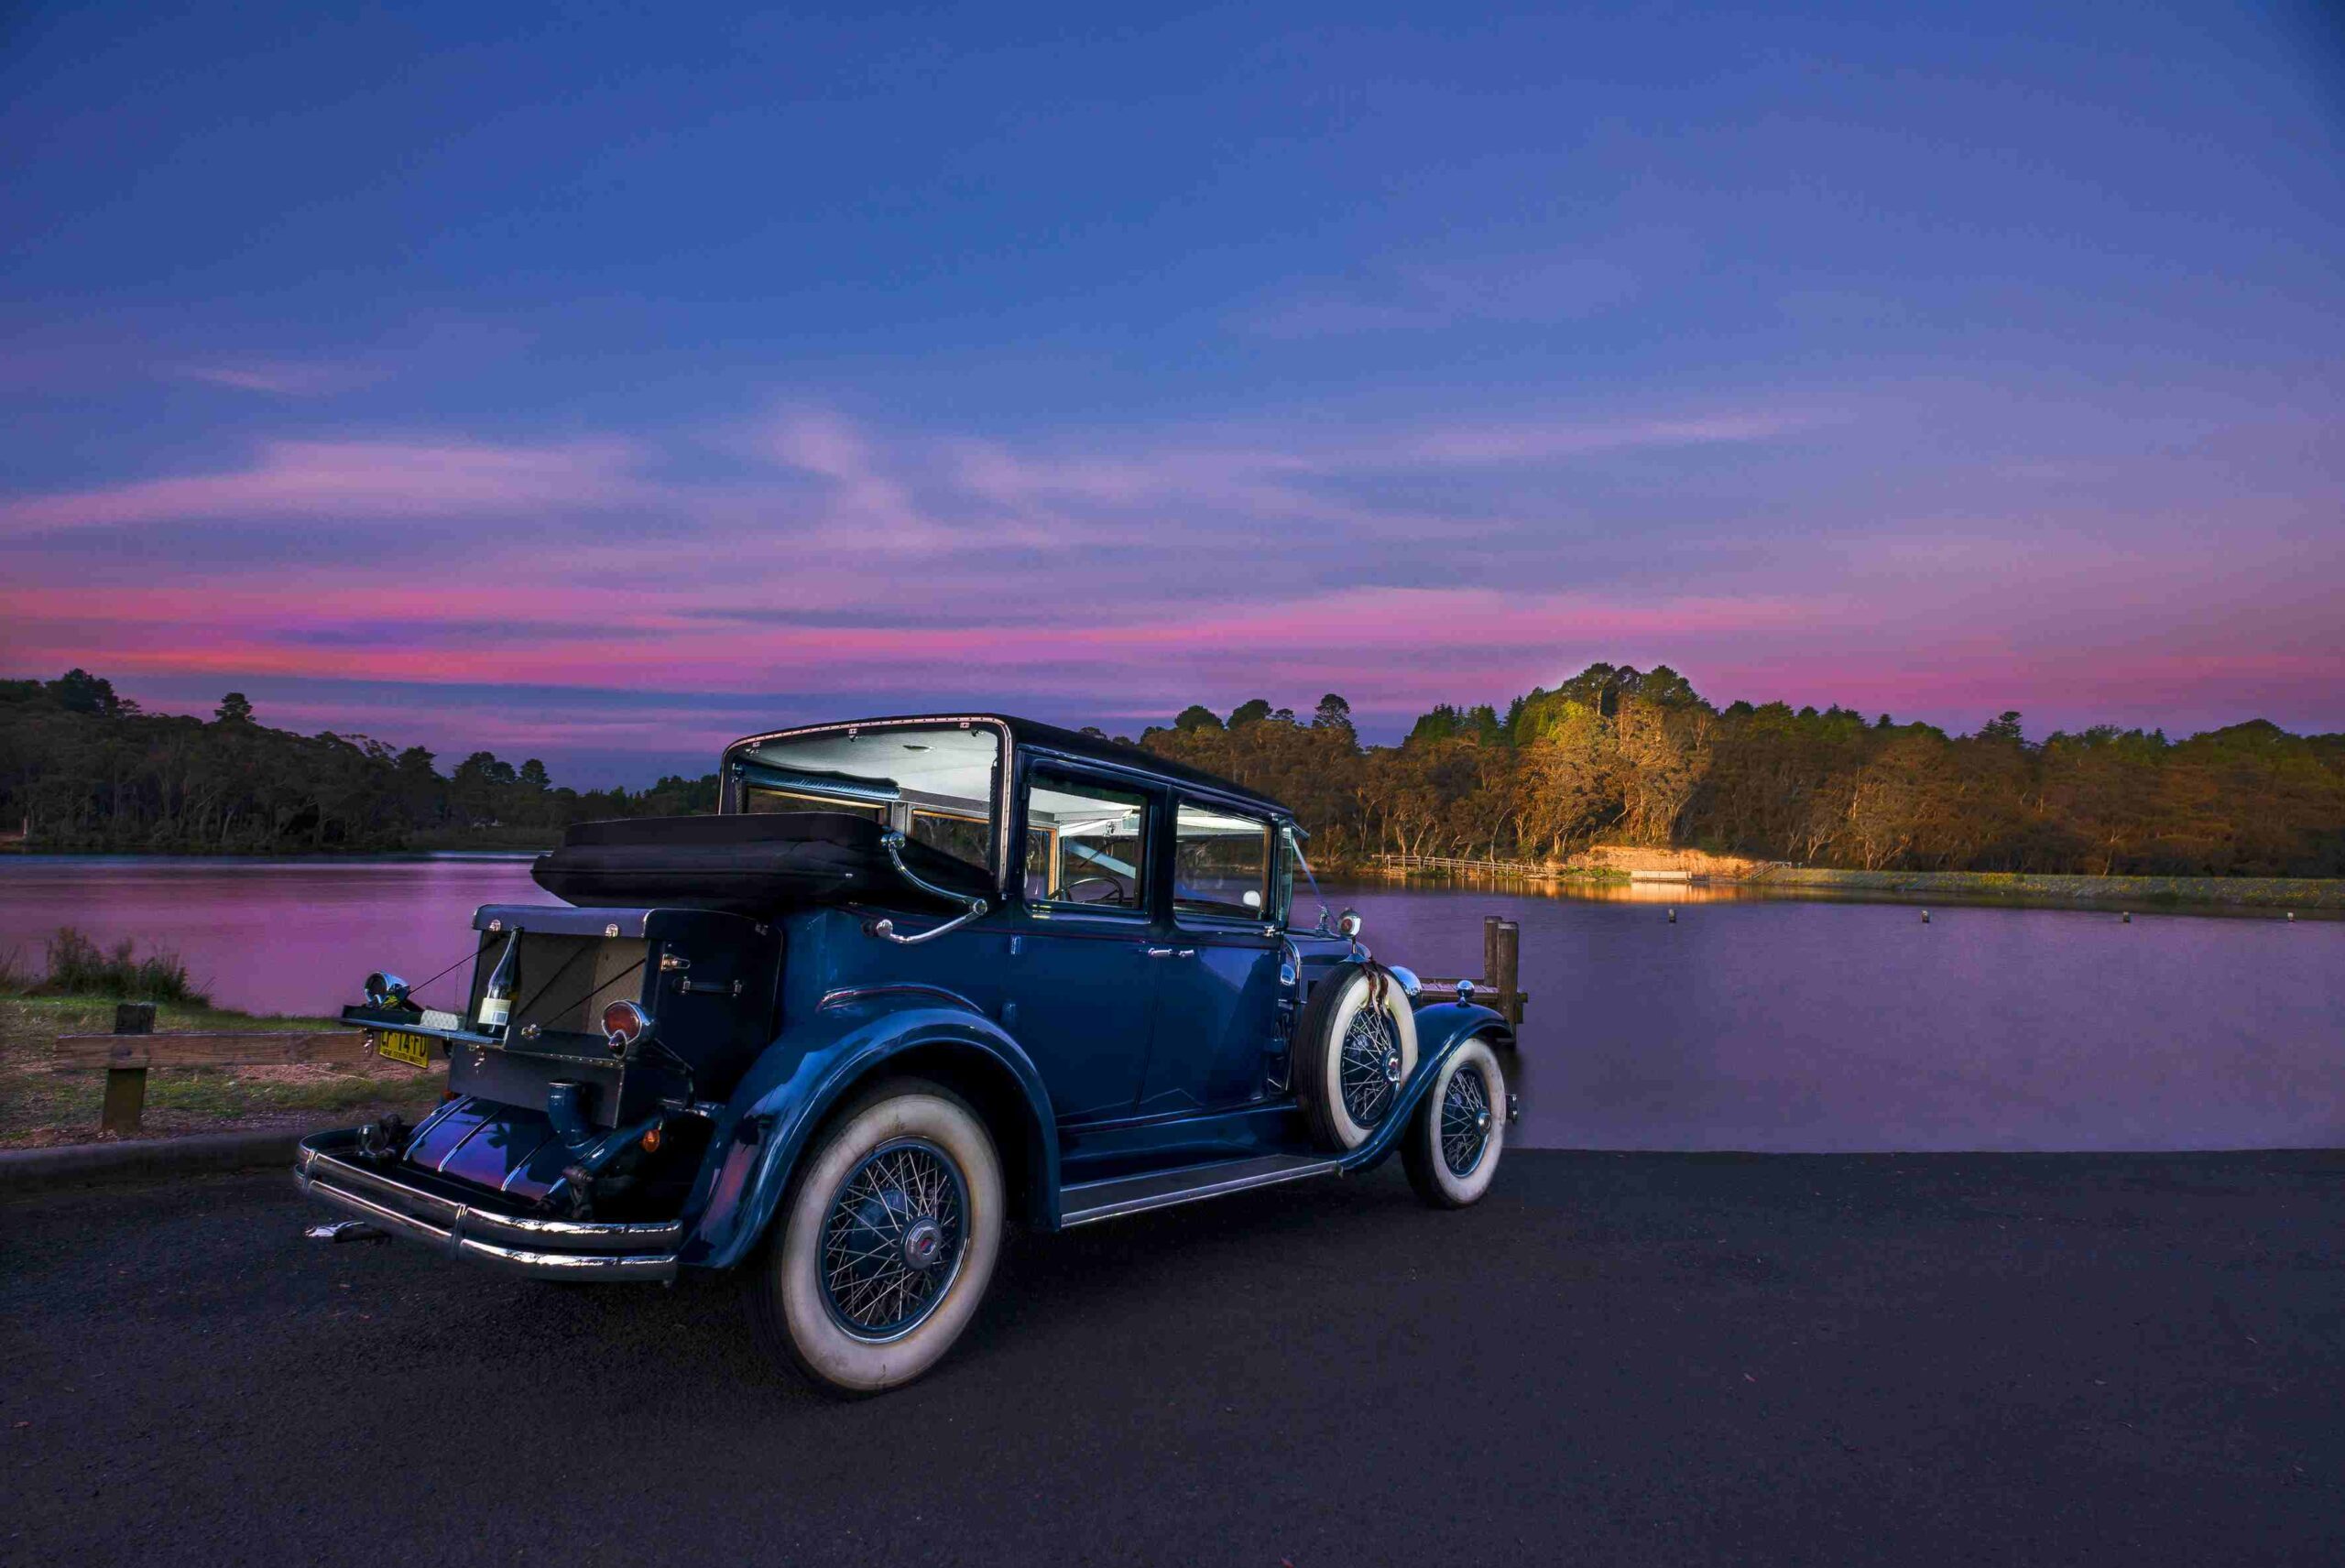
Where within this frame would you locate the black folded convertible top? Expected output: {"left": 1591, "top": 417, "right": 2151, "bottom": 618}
{"left": 530, "top": 812, "right": 994, "bottom": 915}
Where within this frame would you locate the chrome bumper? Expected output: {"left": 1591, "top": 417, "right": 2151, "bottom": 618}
{"left": 295, "top": 1130, "right": 681, "bottom": 1282}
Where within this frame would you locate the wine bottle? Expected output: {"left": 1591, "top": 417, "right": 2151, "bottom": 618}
{"left": 476, "top": 931, "right": 519, "bottom": 1032}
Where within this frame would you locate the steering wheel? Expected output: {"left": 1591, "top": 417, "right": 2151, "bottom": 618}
{"left": 1063, "top": 876, "right": 1126, "bottom": 905}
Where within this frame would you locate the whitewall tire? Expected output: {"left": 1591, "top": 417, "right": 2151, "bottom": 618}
{"left": 747, "top": 1077, "right": 1003, "bottom": 1398}
{"left": 1295, "top": 964, "right": 1420, "bottom": 1151}
{"left": 1402, "top": 1036, "right": 1506, "bottom": 1208}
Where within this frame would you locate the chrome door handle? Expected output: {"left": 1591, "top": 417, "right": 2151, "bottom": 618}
{"left": 1143, "top": 947, "right": 1196, "bottom": 959}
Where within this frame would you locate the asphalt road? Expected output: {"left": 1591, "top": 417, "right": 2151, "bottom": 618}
{"left": 5, "top": 1149, "right": 2342, "bottom": 1567}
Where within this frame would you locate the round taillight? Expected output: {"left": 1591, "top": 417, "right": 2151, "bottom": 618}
{"left": 602, "top": 1000, "right": 650, "bottom": 1055}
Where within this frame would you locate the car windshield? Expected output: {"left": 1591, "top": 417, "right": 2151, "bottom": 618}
{"left": 726, "top": 722, "right": 1001, "bottom": 877}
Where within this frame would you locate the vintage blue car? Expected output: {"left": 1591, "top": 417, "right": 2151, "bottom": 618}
{"left": 300, "top": 714, "right": 1515, "bottom": 1394}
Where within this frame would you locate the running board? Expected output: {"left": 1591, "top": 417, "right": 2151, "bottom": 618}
{"left": 1058, "top": 1153, "right": 1342, "bottom": 1228}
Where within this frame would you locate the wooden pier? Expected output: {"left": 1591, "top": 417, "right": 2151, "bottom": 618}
{"left": 1417, "top": 913, "right": 1527, "bottom": 1028}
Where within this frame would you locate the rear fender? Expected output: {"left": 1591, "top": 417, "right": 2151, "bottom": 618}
{"left": 676, "top": 999, "right": 1058, "bottom": 1270}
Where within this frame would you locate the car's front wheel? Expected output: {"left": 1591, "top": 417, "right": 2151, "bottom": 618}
{"left": 747, "top": 1077, "right": 1003, "bottom": 1398}
{"left": 1402, "top": 1036, "right": 1506, "bottom": 1208}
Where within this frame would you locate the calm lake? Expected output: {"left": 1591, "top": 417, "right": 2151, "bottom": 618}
{"left": 3, "top": 855, "right": 2338, "bottom": 1154}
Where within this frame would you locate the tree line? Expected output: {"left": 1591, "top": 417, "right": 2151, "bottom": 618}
{"left": 5, "top": 665, "right": 2340, "bottom": 876}
{"left": 1137, "top": 668, "right": 2344, "bottom": 878}
{"left": 0, "top": 671, "right": 713, "bottom": 853}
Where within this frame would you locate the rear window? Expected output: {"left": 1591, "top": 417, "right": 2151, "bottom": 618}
{"left": 729, "top": 723, "right": 1001, "bottom": 877}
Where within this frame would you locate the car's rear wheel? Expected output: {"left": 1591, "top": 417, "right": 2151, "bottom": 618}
{"left": 1402, "top": 1036, "right": 1506, "bottom": 1208}
{"left": 747, "top": 1076, "right": 1003, "bottom": 1398}
{"left": 1295, "top": 964, "right": 1420, "bottom": 1150}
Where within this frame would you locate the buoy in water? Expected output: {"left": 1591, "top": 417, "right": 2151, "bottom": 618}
{"left": 1921, "top": 909, "right": 1931, "bottom": 923}
{"left": 2121, "top": 911, "right": 2132, "bottom": 923}
{"left": 1667, "top": 908, "right": 1677, "bottom": 923}
{"left": 2286, "top": 910, "right": 2296, "bottom": 922}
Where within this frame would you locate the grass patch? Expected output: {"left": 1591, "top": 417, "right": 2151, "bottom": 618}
{"left": 0, "top": 994, "right": 445, "bottom": 1149}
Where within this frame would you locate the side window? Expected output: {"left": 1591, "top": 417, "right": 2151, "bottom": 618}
{"left": 908, "top": 808, "right": 989, "bottom": 868}
{"left": 1173, "top": 801, "right": 1271, "bottom": 920}
{"left": 1023, "top": 768, "right": 1152, "bottom": 910}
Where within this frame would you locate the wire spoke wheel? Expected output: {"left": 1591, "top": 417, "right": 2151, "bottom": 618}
{"left": 1337, "top": 1007, "right": 1400, "bottom": 1128}
{"left": 1439, "top": 1063, "right": 1492, "bottom": 1176}
{"left": 1297, "top": 964, "right": 1419, "bottom": 1151}
{"left": 1404, "top": 1036, "right": 1506, "bottom": 1209}
{"left": 818, "top": 1137, "right": 968, "bottom": 1342}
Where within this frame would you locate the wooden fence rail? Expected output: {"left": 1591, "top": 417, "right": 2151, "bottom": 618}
{"left": 1375, "top": 853, "right": 1556, "bottom": 878}
{"left": 53, "top": 1001, "right": 398, "bottom": 1136}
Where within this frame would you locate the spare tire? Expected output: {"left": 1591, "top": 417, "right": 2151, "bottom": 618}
{"left": 1294, "top": 964, "right": 1420, "bottom": 1150}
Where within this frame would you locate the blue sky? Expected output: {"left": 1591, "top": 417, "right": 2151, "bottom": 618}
{"left": 4, "top": 2, "right": 2340, "bottom": 784}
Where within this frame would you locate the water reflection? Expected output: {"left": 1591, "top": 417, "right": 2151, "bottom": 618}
{"left": 1325, "top": 879, "right": 2344, "bottom": 1155}
{"left": 2, "top": 856, "right": 2338, "bottom": 1154}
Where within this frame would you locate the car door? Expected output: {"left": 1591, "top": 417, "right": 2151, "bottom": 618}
{"left": 1135, "top": 797, "right": 1285, "bottom": 1116}
{"left": 997, "top": 758, "right": 1162, "bottom": 1124}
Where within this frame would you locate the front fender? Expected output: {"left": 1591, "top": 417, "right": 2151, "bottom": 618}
{"left": 676, "top": 999, "right": 1058, "bottom": 1271}
{"left": 1336, "top": 1000, "right": 1512, "bottom": 1173}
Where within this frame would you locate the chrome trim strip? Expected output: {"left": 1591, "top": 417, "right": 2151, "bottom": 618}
{"left": 498, "top": 1127, "right": 559, "bottom": 1193}
{"left": 1058, "top": 1157, "right": 1341, "bottom": 1227}
{"left": 432, "top": 1110, "right": 496, "bottom": 1173}
{"left": 817, "top": 983, "right": 984, "bottom": 1015}
{"left": 405, "top": 1094, "right": 469, "bottom": 1145}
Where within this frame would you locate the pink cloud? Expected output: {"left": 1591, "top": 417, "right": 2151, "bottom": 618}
{"left": 1404, "top": 412, "right": 1813, "bottom": 463}
{"left": 169, "top": 360, "right": 375, "bottom": 397}
{"left": 0, "top": 437, "right": 648, "bottom": 532}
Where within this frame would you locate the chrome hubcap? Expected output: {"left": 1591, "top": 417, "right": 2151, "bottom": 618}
{"left": 1441, "top": 1063, "right": 1494, "bottom": 1178}
{"left": 901, "top": 1216, "right": 944, "bottom": 1269}
{"left": 820, "top": 1138, "right": 967, "bottom": 1342}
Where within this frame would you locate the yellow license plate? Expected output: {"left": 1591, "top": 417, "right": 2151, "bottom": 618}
{"left": 375, "top": 1029, "right": 435, "bottom": 1069}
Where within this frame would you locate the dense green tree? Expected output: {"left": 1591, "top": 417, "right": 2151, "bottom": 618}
{"left": 1136, "top": 662, "right": 2344, "bottom": 875}
{"left": 1312, "top": 693, "right": 1355, "bottom": 736}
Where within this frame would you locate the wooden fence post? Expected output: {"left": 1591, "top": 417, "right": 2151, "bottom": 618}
{"left": 101, "top": 1001, "right": 156, "bottom": 1137}
{"left": 1494, "top": 920, "right": 1522, "bottom": 1027}
{"left": 1483, "top": 916, "right": 1500, "bottom": 999}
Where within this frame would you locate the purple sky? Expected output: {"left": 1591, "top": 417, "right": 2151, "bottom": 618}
{"left": 3, "top": 3, "right": 2341, "bottom": 784}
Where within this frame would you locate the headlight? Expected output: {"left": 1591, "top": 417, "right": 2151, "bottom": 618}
{"left": 364, "top": 972, "right": 410, "bottom": 1007}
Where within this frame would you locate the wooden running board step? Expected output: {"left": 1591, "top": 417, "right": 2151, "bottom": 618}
{"left": 1058, "top": 1153, "right": 1341, "bottom": 1227}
